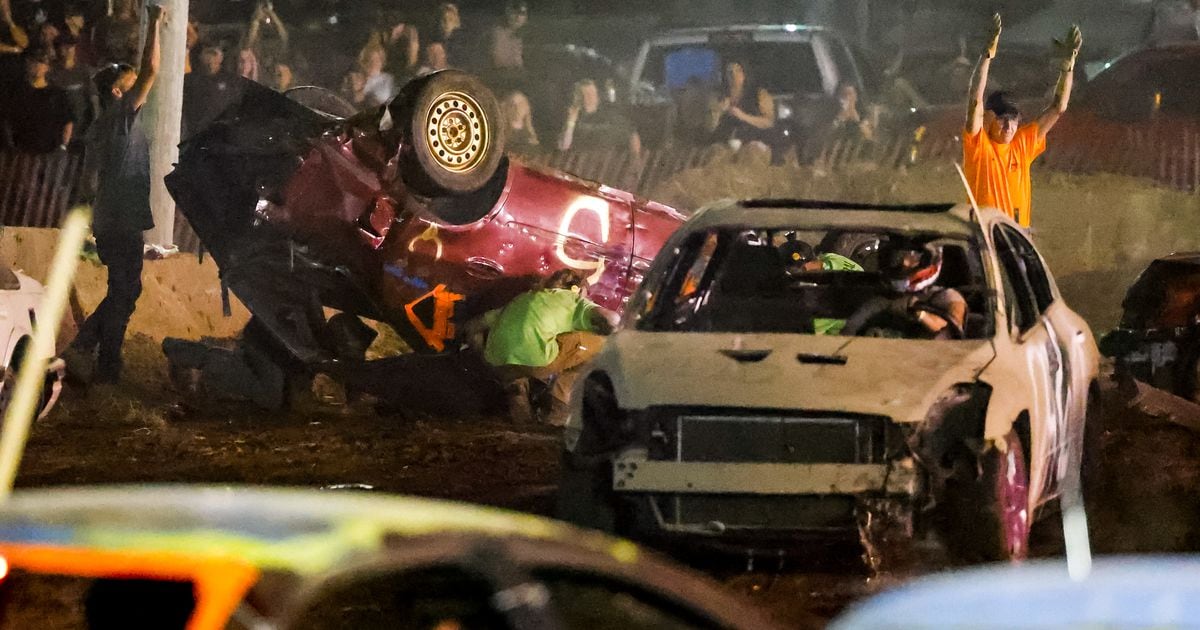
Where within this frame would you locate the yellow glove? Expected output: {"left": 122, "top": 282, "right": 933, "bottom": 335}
{"left": 984, "top": 13, "right": 1002, "bottom": 59}
{"left": 1054, "top": 24, "right": 1083, "bottom": 72}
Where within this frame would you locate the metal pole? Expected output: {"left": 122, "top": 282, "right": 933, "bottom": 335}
{"left": 142, "top": 0, "right": 187, "bottom": 249}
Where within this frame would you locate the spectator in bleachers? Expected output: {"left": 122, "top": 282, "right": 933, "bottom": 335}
{"left": 271, "top": 60, "right": 295, "bottom": 91}
{"left": 829, "top": 82, "right": 874, "bottom": 142}
{"left": 433, "top": 2, "right": 463, "bottom": 63}
{"left": 50, "top": 33, "right": 96, "bottom": 143}
{"left": 357, "top": 43, "right": 395, "bottom": 107}
{"left": 502, "top": 90, "right": 539, "bottom": 154}
{"left": 339, "top": 68, "right": 369, "bottom": 110}
{"left": 2, "top": 47, "right": 74, "bottom": 153}
{"left": 61, "top": 4, "right": 95, "bottom": 66}
{"left": 244, "top": 1, "right": 288, "bottom": 70}
{"left": 712, "top": 60, "right": 776, "bottom": 151}
{"left": 415, "top": 41, "right": 448, "bottom": 77}
{"left": 0, "top": 0, "right": 28, "bottom": 58}
{"left": 35, "top": 21, "right": 59, "bottom": 60}
{"left": 557, "top": 78, "right": 640, "bottom": 156}
{"left": 375, "top": 15, "right": 419, "bottom": 79}
{"left": 183, "top": 42, "right": 242, "bottom": 139}
{"left": 489, "top": 0, "right": 526, "bottom": 72}
{"left": 97, "top": 0, "right": 140, "bottom": 63}
{"left": 184, "top": 15, "right": 199, "bottom": 74}
{"left": 237, "top": 47, "right": 259, "bottom": 82}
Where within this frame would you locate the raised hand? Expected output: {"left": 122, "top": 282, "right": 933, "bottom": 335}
{"left": 146, "top": 3, "right": 166, "bottom": 23}
{"left": 985, "top": 13, "right": 1002, "bottom": 59}
{"left": 1053, "top": 24, "right": 1083, "bottom": 71}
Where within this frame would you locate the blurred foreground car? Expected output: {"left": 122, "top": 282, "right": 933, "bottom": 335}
{"left": 0, "top": 486, "right": 782, "bottom": 629}
{"left": 831, "top": 556, "right": 1200, "bottom": 629}
{"left": 1100, "top": 252, "right": 1200, "bottom": 402}
{"left": 0, "top": 266, "right": 63, "bottom": 420}
{"left": 165, "top": 71, "right": 684, "bottom": 379}
{"left": 557, "top": 200, "right": 1100, "bottom": 566}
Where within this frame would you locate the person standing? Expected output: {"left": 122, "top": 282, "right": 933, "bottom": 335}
{"left": 962, "top": 14, "right": 1082, "bottom": 227}
{"left": 1, "top": 47, "right": 74, "bottom": 153}
{"left": 65, "top": 3, "right": 164, "bottom": 385}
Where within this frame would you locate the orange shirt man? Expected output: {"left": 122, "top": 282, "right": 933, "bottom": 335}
{"left": 963, "top": 14, "right": 1081, "bottom": 227}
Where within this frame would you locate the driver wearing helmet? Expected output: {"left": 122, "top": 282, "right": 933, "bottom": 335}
{"left": 883, "top": 240, "right": 967, "bottom": 339}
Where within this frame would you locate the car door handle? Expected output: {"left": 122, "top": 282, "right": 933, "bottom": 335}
{"left": 465, "top": 257, "right": 504, "bottom": 280}
{"left": 719, "top": 348, "right": 772, "bottom": 363}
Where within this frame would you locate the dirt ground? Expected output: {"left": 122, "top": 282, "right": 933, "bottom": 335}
{"left": 5, "top": 206, "right": 1200, "bottom": 628}
{"left": 13, "top": 333, "right": 1200, "bottom": 629}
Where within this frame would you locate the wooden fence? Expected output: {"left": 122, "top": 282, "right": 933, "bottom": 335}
{"left": 2, "top": 119, "right": 1196, "bottom": 253}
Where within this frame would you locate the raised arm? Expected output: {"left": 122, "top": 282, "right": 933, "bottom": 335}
{"left": 966, "top": 13, "right": 1002, "bottom": 135}
{"left": 1036, "top": 24, "right": 1082, "bottom": 140}
{"left": 0, "top": 0, "right": 28, "bottom": 53}
{"left": 125, "top": 4, "right": 164, "bottom": 112}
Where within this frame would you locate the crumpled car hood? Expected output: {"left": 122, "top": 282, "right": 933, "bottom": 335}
{"left": 605, "top": 331, "right": 995, "bottom": 424}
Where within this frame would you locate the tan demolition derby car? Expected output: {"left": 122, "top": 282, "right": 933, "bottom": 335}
{"left": 556, "top": 200, "right": 1101, "bottom": 565}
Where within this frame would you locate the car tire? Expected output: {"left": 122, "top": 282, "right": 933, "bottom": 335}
{"left": 390, "top": 70, "right": 507, "bottom": 198}
{"left": 941, "top": 430, "right": 1030, "bottom": 563}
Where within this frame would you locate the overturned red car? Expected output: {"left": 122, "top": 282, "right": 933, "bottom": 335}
{"left": 166, "top": 71, "right": 684, "bottom": 398}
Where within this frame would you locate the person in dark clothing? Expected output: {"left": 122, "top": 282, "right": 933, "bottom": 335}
{"left": 63, "top": 3, "right": 163, "bottom": 386}
{"left": 182, "top": 42, "right": 242, "bottom": 139}
{"left": 50, "top": 33, "right": 97, "bottom": 142}
{"left": 2, "top": 47, "right": 74, "bottom": 153}
{"left": 557, "top": 78, "right": 640, "bottom": 155}
{"left": 711, "top": 60, "right": 776, "bottom": 151}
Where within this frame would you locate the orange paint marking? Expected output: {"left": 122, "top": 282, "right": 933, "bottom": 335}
{"left": 404, "top": 284, "right": 465, "bottom": 352}
{"left": 0, "top": 544, "right": 259, "bottom": 630}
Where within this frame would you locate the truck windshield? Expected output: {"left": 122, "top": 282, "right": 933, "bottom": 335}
{"left": 642, "top": 41, "right": 824, "bottom": 95}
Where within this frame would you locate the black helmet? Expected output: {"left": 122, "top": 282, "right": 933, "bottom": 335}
{"left": 884, "top": 240, "right": 943, "bottom": 293}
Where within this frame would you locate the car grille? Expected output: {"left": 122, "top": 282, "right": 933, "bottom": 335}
{"left": 653, "top": 494, "right": 858, "bottom": 532}
{"left": 670, "top": 411, "right": 887, "bottom": 465}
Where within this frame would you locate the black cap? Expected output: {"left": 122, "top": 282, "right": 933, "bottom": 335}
{"left": 985, "top": 91, "right": 1020, "bottom": 119}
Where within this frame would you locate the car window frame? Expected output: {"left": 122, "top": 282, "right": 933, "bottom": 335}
{"left": 991, "top": 225, "right": 1040, "bottom": 335}
{"left": 998, "top": 225, "right": 1056, "bottom": 314}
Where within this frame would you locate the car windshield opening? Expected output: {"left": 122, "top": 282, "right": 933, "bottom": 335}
{"left": 639, "top": 227, "right": 991, "bottom": 340}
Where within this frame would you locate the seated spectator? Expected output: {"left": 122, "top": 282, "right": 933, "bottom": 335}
{"left": 339, "top": 69, "right": 369, "bottom": 110}
{"left": 416, "top": 41, "right": 448, "bottom": 76}
{"left": 830, "top": 82, "right": 874, "bottom": 141}
{"left": 2, "top": 48, "right": 74, "bottom": 153}
{"left": 357, "top": 43, "right": 395, "bottom": 108}
{"left": 182, "top": 42, "right": 242, "bottom": 139}
{"left": 469, "top": 269, "right": 614, "bottom": 425}
{"left": 712, "top": 60, "right": 776, "bottom": 151}
{"left": 557, "top": 78, "right": 641, "bottom": 156}
{"left": 501, "top": 90, "right": 539, "bottom": 153}
{"left": 236, "top": 47, "right": 259, "bottom": 82}
{"left": 49, "top": 33, "right": 96, "bottom": 142}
